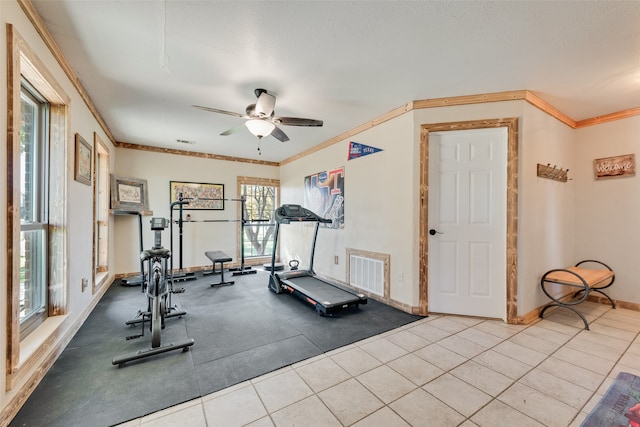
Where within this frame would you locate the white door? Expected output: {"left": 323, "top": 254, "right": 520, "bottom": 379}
{"left": 428, "top": 127, "right": 507, "bottom": 319}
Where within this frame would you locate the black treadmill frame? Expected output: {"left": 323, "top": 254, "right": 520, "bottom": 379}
{"left": 268, "top": 204, "right": 367, "bottom": 315}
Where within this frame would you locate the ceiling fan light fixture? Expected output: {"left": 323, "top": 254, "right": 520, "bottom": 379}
{"left": 246, "top": 119, "right": 275, "bottom": 139}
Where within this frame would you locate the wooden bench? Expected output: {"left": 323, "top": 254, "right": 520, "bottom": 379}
{"left": 539, "top": 259, "right": 615, "bottom": 330}
{"left": 203, "top": 251, "right": 234, "bottom": 287}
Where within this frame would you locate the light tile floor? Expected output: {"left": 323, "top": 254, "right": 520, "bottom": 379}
{"left": 116, "top": 302, "right": 640, "bottom": 426}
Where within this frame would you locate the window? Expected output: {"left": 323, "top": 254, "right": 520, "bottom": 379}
{"left": 19, "top": 81, "right": 49, "bottom": 338}
{"left": 7, "top": 24, "right": 70, "bottom": 390}
{"left": 238, "top": 177, "right": 280, "bottom": 260}
{"left": 93, "top": 134, "right": 110, "bottom": 292}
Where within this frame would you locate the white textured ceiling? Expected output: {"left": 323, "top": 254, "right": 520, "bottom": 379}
{"left": 32, "top": 1, "right": 640, "bottom": 163}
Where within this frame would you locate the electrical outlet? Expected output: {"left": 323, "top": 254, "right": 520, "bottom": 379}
{"left": 82, "top": 278, "right": 88, "bottom": 292}
{"left": 334, "top": 255, "right": 339, "bottom": 265}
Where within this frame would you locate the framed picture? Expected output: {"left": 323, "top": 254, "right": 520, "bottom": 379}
{"left": 170, "top": 181, "right": 224, "bottom": 210}
{"left": 110, "top": 174, "right": 149, "bottom": 211}
{"left": 74, "top": 133, "right": 92, "bottom": 185}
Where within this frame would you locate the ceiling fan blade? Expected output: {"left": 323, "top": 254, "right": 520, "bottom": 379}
{"left": 255, "top": 92, "right": 276, "bottom": 118}
{"left": 274, "top": 116, "right": 323, "bottom": 127}
{"left": 192, "top": 105, "right": 248, "bottom": 119}
{"left": 220, "top": 123, "right": 247, "bottom": 136}
{"left": 270, "top": 126, "right": 290, "bottom": 142}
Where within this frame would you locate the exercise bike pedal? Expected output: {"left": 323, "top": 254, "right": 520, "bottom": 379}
{"left": 125, "top": 311, "right": 151, "bottom": 326}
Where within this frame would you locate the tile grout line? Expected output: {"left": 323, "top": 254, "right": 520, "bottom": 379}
{"left": 430, "top": 313, "right": 598, "bottom": 426}
{"left": 145, "top": 306, "right": 639, "bottom": 427}
{"left": 443, "top": 316, "right": 546, "bottom": 425}
{"left": 344, "top": 315, "right": 543, "bottom": 426}
{"left": 567, "top": 308, "right": 640, "bottom": 426}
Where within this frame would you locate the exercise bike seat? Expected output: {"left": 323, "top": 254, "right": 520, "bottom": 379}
{"left": 140, "top": 248, "right": 171, "bottom": 261}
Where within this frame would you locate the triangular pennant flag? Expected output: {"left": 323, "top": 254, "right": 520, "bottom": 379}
{"left": 348, "top": 141, "right": 383, "bottom": 161}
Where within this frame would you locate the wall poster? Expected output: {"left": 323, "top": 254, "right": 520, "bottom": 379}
{"left": 304, "top": 167, "right": 345, "bottom": 229}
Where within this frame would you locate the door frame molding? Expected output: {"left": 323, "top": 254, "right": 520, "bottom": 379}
{"left": 419, "top": 118, "right": 519, "bottom": 323}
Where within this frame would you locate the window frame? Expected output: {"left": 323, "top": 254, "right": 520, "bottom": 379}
{"left": 6, "top": 24, "right": 70, "bottom": 390}
{"left": 236, "top": 176, "right": 280, "bottom": 265}
{"left": 19, "top": 79, "right": 50, "bottom": 338}
{"left": 93, "top": 133, "right": 110, "bottom": 293}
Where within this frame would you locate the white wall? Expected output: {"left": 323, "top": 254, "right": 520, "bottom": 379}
{"left": 113, "top": 148, "right": 279, "bottom": 274}
{"left": 281, "top": 100, "right": 579, "bottom": 315}
{"left": 280, "top": 113, "right": 418, "bottom": 305}
{"left": 415, "top": 102, "right": 576, "bottom": 314}
{"left": 517, "top": 104, "right": 577, "bottom": 312}
{"left": 419, "top": 102, "right": 577, "bottom": 314}
{"left": 574, "top": 116, "right": 640, "bottom": 304}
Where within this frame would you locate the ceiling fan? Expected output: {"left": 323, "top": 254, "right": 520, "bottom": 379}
{"left": 193, "top": 88, "right": 323, "bottom": 143}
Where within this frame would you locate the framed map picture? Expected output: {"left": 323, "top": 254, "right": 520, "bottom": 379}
{"left": 110, "top": 174, "right": 149, "bottom": 211}
{"left": 170, "top": 181, "right": 224, "bottom": 210}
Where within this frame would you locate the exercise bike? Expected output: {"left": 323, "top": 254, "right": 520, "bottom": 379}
{"left": 123, "top": 216, "right": 186, "bottom": 329}
{"left": 113, "top": 217, "right": 194, "bottom": 366}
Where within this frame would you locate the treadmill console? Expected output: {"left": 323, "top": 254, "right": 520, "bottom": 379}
{"left": 275, "top": 204, "right": 330, "bottom": 224}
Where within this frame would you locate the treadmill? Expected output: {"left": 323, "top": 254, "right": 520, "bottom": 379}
{"left": 268, "top": 204, "right": 367, "bottom": 315}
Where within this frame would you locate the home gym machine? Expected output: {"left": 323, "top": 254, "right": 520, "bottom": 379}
{"left": 113, "top": 217, "right": 194, "bottom": 366}
{"left": 124, "top": 212, "right": 187, "bottom": 328}
{"left": 170, "top": 195, "right": 196, "bottom": 283}
{"left": 175, "top": 195, "right": 263, "bottom": 276}
{"left": 268, "top": 204, "right": 367, "bottom": 316}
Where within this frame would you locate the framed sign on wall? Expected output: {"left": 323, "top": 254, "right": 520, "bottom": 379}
{"left": 594, "top": 154, "right": 636, "bottom": 180}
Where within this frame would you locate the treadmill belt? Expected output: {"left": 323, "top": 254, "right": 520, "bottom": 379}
{"left": 283, "top": 275, "right": 362, "bottom": 307}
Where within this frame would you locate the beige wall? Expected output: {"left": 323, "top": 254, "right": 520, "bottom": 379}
{"left": 280, "top": 113, "right": 417, "bottom": 305}
{"left": 516, "top": 103, "right": 577, "bottom": 313}
{"left": 281, "top": 100, "right": 579, "bottom": 316}
{"left": 280, "top": 101, "right": 639, "bottom": 317}
{"left": 574, "top": 116, "right": 640, "bottom": 304}
{"left": 3, "top": 0, "right": 640, "bottom": 420}
{"left": 113, "top": 148, "right": 279, "bottom": 275}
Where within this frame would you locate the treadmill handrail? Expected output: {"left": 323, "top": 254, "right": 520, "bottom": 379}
{"left": 275, "top": 204, "right": 332, "bottom": 224}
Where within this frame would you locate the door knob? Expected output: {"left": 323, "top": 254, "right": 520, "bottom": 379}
{"left": 429, "top": 229, "right": 443, "bottom": 236}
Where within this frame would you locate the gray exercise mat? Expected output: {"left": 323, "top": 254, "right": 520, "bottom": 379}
{"left": 9, "top": 270, "right": 422, "bottom": 427}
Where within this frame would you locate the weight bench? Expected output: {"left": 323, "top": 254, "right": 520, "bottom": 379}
{"left": 539, "top": 259, "right": 615, "bottom": 330}
{"left": 203, "top": 251, "right": 234, "bottom": 287}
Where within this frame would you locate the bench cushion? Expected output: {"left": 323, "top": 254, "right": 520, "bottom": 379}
{"left": 205, "top": 251, "right": 232, "bottom": 263}
{"left": 544, "top": 266, "right": 614, "bottom": 287}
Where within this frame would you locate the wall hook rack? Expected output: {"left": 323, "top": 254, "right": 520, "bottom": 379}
{"left": 537, "top": 163, "right": 570, "bottom": 182}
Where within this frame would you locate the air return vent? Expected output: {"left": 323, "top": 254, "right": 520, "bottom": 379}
{"left": 349, "top": 254, "right": 385, "bottom": 297}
